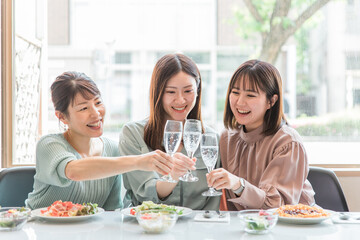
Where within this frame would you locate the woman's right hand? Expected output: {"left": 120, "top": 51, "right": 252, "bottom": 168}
{"left": 137, "top": 150, "right": 174, "bottom": 175}
{"left": 170, "top": 152, "right": 196, "bottom": 180}
{"left": 206, "top": 168, "right": 241, "bottom": 191}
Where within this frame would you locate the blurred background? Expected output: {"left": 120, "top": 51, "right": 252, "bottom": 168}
{"left": 3, "top": 0, "right": 360, "bottom": 167}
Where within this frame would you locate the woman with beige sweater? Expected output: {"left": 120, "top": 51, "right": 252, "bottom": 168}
{"left": 207, "top": 60, "right": 315, "bottom": 210}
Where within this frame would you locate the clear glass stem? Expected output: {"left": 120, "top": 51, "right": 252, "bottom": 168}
{"left": 207, "top": 168, "right": 216, "bottom": 192}
{"left": 187, "top": 151, "right": 195, "bottom": 175}
{"left": 179, "top": 151, "right": 199, "bottom": 182}
{"left": 208, "top": 187, "right": 217, "bottom": 193}
{"left": 167, "top": 153, "right": 175, "bottom": 178}
{"left": 159, "top": 153, "right": 177, "bottom": 183}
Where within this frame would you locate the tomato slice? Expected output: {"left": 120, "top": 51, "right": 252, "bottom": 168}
{"left": 41, "top": 200, "right": 85, "bottom": 217}
{"left": 130, "top": 208, "right": 136, "bottom": 215}
{"left": 259, "top": 210, "right": 269, "bottom": 216}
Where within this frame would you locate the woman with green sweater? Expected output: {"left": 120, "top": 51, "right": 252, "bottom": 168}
{"left": 119, "top": 54, "right": 220, "bottom": 210}
{"left": 26, "top": 71, "right": 173, "bottom": 210}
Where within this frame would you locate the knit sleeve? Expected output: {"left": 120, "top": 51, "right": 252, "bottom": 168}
{"left": 35, "top": 135, "right": 76, "bottom": 187}
{"left": 229, "top": 141, "right": 309, "bottom": 209}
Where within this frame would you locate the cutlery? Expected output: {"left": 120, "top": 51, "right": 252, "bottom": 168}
{"left": 216, "top": 210, "right": 226, "bottom": 218}
{"left": 339, "top": 213, "right": 360, "bottom": 220}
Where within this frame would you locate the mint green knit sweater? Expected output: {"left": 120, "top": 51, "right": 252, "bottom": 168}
{"left": 25, "top": 133, "right": 123, "bottom": 210}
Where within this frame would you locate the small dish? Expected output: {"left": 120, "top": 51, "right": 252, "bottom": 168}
{"left": 338, "top": 212, "right": 360, "bottom": 221}
{"left": 332, "top": 212, "right": 360, "bottom": 224}
{"left": 203, "top": 210, "right": 213, "bottom": 218}
{"left": 238, "top": 209, "right": 278, "bottom": 235}
{"left": 0, "top": 207, "right": 31, "bottom": 231}
{"left": 136, "top": 210, "right": 178, "bottom": 234}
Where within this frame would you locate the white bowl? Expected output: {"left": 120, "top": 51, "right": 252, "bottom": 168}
{"left": 0, "top": 207, "right": 31, "bottom": 231}
{"left": 136, "top": 210, "right": 178, "bottom": 233}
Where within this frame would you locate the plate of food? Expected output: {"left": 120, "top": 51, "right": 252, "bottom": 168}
{"left": 32, "top": 200, "right": 104, "bottom": 222}
{"left": 119, "top": 201, "right": 192, "bottom": 217}
{"left": 275, "top": 204, "right": 332, "bottom": 224}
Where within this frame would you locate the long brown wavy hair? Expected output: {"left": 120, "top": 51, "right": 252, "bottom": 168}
{"left": 144, "top": 53, "right": 203, "bottom": 151}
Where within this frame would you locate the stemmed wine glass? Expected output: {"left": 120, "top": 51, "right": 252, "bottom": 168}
{"left": 179, "top": 119, "right": 202, "bottom": 182}
{"left": 160, "top": 120, "right": 183, "bottom": 183}
{"left": 201, "top": 133, "right": 222, "bottom": 196}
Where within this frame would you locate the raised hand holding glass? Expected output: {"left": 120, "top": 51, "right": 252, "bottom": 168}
{"left": 201, "top": 133, "right": 222, "bottom": 196}
{"left": 160, "top": 120, "right": 183, "bottom": 183}
{"left": 179, "top": 119, "right": 202, "bottom": 182}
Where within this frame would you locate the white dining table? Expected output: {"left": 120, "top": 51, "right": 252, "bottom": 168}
{"left": 2, "top": 211, "right": 360, "bottom": 240}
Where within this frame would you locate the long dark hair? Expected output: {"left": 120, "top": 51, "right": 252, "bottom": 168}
{"left": 51, "top": 71, "right": 100, "bottom": 116}
{"left": 223, "top": 60, "right": 286, "bottom": 135}
{"left": 144, "top": 53, "right": 203, "bottom": 151}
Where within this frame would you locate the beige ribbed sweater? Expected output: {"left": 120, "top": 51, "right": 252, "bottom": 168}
{"left": 220, "top": 123, "right": 315, "bottom": 210}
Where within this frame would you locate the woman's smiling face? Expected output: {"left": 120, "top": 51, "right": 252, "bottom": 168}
{"left": 229, "top": 77, "right": 271, "bottom": 132}
{"left": 162, "top": 71, "right": 198, "bottom": 122}
{"left": 60, "top": 93, "right": 106, "bottom": 138}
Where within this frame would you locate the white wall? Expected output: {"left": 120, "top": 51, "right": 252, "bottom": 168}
{"left": 339, "top": 176, "right": 360, "bottom": 211}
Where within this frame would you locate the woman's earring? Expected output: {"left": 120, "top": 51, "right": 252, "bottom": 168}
{"left": 59, "top": 121, "right": 68, "bottom": 132}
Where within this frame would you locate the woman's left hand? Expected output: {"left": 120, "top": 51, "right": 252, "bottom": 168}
{"left": 206, "top": 168, "right": 241, "bottom": 191}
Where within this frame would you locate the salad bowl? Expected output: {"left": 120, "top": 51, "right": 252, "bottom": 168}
{"left": 136, "top": 210, "right": 178, "bottom": 234}
{"left": 0, "top": 207, "right": 31, "bottom": 231}
{"left": 238, "top": 209, "right": 278, "bottom": 234}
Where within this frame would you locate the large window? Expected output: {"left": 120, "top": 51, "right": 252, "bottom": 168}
{"left": 3, "top": 0, "right": 360, "bottom": 167}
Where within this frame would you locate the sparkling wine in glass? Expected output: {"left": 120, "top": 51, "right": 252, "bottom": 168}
{"left": 201, "top": 133, "right": 222, "bottom": 197}
{"left": 179, "top": 119, "right": 202, "bottom": 182}
{"left": 160, "top": 120, "right": 183, "bottom": 183}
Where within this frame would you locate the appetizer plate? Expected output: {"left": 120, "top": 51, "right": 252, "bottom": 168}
{"left": 31, "top": 207, "right": 105, "bottom": 222}
{"left": 120, "top": 206, "right": 192, "bottom": 218}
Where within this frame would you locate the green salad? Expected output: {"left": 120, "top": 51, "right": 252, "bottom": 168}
{"left": 131, "top": 201, "right": 183, "bottom": 215}
{"left": 77, "top": 203, "right": 99, "bottom": 216}
{"left": 246, "top": 216, "right": 269, "bottom": 231}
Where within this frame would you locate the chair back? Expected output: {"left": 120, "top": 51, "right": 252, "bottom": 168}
{"left": 308, "top": 166, "right": 349, "bottom": 212}
{"left": 0, "top": 166, "right": 36, "bottom": 207}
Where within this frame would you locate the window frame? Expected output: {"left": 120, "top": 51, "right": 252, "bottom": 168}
{"left": 1, "top": 0, "right": 14, "bottom": 168}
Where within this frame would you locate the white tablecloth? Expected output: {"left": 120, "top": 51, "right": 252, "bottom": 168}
{"left": 2, "top": 211, "right": 360, "bottom": 240}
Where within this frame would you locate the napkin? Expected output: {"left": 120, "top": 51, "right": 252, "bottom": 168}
{"left": 194, "top": 211, "right": 230, "bottom": 223}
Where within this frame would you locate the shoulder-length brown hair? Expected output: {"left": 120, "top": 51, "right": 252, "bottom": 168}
{"left": 223, "top": 59, "right": 286, "bottom": 135}
{"left": 144, "top": 53, "right": 203, "bottom": 151}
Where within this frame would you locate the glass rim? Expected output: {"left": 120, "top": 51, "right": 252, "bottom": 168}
{"left": 166, "top": 120, "right": 183, "bottom": 123}
{"left": 185, "top": 119, "right": 201, "bottom": 122}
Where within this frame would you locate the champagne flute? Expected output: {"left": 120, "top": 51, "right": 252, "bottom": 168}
{"left": 201, "top": 133, "right": 222, "bottom": 196}
{"left": 179, "top": 119, "right": 202, "bottom": 182}
{"left": 160, "top": 120, "right": 183, "bottom": 183}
